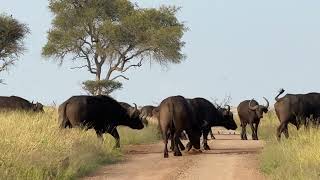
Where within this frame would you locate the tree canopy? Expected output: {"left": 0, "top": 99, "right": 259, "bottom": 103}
{"left": 0, "top": 14, "right": 29, "bottom": 82}
{"left": 42, "top": 0, "right": 186, "bottom": 95}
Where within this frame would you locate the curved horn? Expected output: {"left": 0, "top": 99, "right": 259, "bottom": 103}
{"left": 248, "top": 99, "right": 259, "bottom": 110}
{"left": 263, "top": 97, "right": 269, "bottom": 109}
{"left": 133, "top": 103, "right": 138, "bottom": 113}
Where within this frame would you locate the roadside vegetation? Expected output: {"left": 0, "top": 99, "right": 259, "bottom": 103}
{"left": 258, "top": 111, "right": 320, "bottom": 180}
{"left": 0, "top": 108, "right": 160, "bottom": 180}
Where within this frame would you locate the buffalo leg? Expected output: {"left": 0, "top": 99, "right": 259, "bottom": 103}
{"left": 277, "top": 122, "right": 287, "bottom": 141}
{"left": 169, "top": 130, "right": 185, "bottom": 151}
{"left": 161, "top": 128, "right": 169, "bottom": 158}
{"left": 202, "top": 129, "right": 211, "bottom": 150}
{"left": 241, "top": 123, "right": 248, "bottom": 140}
{"left": 209, "top": 129, "right": 215, "bottom": 139}
{"left": 283, "top": 124, "right": 289, "bottom": 138}
{"left": 176, "top": 138, "right": 185, "bottom": 151}
{"left": 173, "top": 131, "right": 182, "bottom": 156}
{"left": 95, "top": 130, "right": 104, "bottom": 143}
{"left": 250, "top": 123, "right": 257, "bottom": 140}
{"left": 169, "top": 132, "right": 174, "bottom": 151}
{"left": 254, "top": 122, "right": 259, "bottom": 140}
{"left": 169, "top": 131, "right": 185, "bottom": 151}
{"left": 109, "top": 128, "right": 120, "bottom": 148}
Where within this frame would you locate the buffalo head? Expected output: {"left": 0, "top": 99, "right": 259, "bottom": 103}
{"left": 248, "top": 97, "right": 269, "bottom": 118}
{"left": 127, "top": 103, "right": 144, "bottom": 130}
{"left": 220, "top": 105, "right": 237, "bottom": 130}
{"left": 32, "top": 102, "right": 44, "bottom": 112}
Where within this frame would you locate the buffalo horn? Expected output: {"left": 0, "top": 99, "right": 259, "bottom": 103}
{"left": 263, "top": 97, "right": 269, "bottom": 109}
{"left": 133, "top": 103, "right": 138, "bottom": 113}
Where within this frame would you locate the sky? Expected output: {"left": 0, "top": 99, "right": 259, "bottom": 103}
{"left": 1, "top": 0, "right": 320, "bottom": 107}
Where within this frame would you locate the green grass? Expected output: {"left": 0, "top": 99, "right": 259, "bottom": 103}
{"left": 0, "top": 108, "right": 160, "bottom": 180}
{"left": 258, "top": 111, "right": 320, "bottom": 180}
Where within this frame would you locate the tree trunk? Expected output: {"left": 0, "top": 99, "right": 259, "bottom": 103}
{"left": 95, "top": 65, "right": 102, "bottom": 95}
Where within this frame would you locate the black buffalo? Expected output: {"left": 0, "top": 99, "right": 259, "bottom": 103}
{"left": 186, "top": 98, "right": 237, "bottom": 150}
{"left": 237, "top": 97, "right": 269, "bottom": 140}
{"left": 58, "top": 95, "right": 144, "bottom": 148}
{"left": 0, "top": 96, "right": 44, "bottom": 112}
{"left": 158, "top": 95, "right": 201, "bottom": 158}
{"left": 274, "top": 89, "right": 320, "bottom": 140}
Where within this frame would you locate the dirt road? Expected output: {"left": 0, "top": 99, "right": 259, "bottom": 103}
{"left": 84, "top": 131, "right": 265, "bottom": 180}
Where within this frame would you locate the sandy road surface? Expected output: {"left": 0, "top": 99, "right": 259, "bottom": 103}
{"left": 84, "top": 132, "right": 265, "bottom": 180}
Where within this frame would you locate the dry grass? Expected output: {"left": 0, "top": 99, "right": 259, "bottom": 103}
{"left": 0, "top": 107, "right": 160, "bottom": 180}
{"left": 258, "top": 111, "right": 320, "bottom": 180}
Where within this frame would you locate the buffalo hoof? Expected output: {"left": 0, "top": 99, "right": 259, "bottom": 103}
{"left": 203, "top": 144, "right": 211, "bottom": 150}
{"left": 174, "top": 151, "right": 182, "bottom": 156}
{"left": 164, "top": 152, "right": 169, "bottom": 158}
{"left": 211, "top": 136, "right": 216, "bottom": 139}
{"left": 252, "top": 136, "right": 258, "bottom": 140}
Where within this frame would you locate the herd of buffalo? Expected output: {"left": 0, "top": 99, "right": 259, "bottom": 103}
{"left": 1, "top": 88, "right": 320, "bottom": 158}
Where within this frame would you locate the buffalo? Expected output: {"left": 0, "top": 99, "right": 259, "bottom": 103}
{"left": 139, "top": 105, "right": 158, "bottom": 125}
{"left": 186, "top": 98, "right": 237, "bottom": 150}
{"left": 237, "top": 97, "right": 269, "bottom": 140}
{"left": 274, "top": 89, "right": 320, "bottom": 140}
{"left": 158, "top": 95, "right": 201, "bottom": 158}
{"left": 58, "top": 95, "right": 144, "bottom": 148}
{"left": 0, "top": 96, "right": 44, "bottom": 112}
{"left": 140, "top": 105, "right": 156, "bottom": 119}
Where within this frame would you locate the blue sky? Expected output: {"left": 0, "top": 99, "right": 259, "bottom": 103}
{"left": 1, "top": 0, "right": 320, "bottom": 107}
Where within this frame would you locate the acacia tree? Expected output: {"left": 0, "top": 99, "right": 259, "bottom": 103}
{"left": 0, "top": 14, "right": 29, "bottom": 83}
{"left": 42, "top": 0, "right": 186, "bottom": 95}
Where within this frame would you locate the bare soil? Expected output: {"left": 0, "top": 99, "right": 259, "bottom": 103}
{"left": 84, "top": 131, "right": 265, "bottom": 180}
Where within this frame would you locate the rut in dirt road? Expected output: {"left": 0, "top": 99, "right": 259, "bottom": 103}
{"left": 84, "top": 132, "right": 265, "bottom": 180}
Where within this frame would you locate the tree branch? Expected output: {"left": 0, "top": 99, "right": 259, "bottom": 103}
{"left": 79, "top": 47, "right": 96, "bottom": 74}
{"left": 110, "top": 75, "right": 129, "bottom": 81}
{"left": 121, "top": 57, "right": 144, "bottom": 72}
{"left": 125, "top": 48, "right": 151, "bottom": 61}
{"left": 106, "top": 45, "right": 134, "bottom": 80}
{"left": 70, "top": 65, "right": 96, "bottom": 71}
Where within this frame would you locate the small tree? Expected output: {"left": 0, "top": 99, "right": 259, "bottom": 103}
{"left": 42, "top": 0, "right": 186, "bottom": 95}
{"left": 82, "top": 79, "right": 122, "bottom": 95}
{"left": 0, "top": 14, "right": 29, "bottom": 83}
